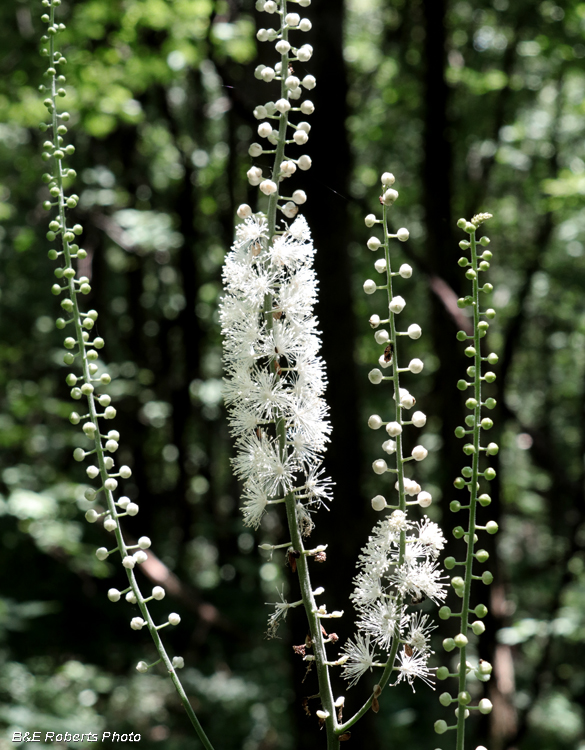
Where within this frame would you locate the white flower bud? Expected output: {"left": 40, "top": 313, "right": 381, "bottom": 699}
{"left": 408, "top": 323, "right": 422, "bottom": 339}
{"left": 478, "top": 699, "right": 493, "bottom": 715}
{"left": 152, "top": 586, "right": 165, "bottom": 600}
{"left": 237, "top": 204, "right": 252, "bottom": 219}
{"left": 264, "top": 101, "right": 277, "bottom": 115}
{"left": 386, "top": 421, "right": 402, "bottom": 437}
{"left": 297, "top": 44, "right": 313, "bottom": 61}
{"left": 120, "top": 465, "right": 132, "bottom": 478}
{"left": 104, "top": 517, "right": 117, "bottom": 532}
{"left": 108, "top": 588, "right": 121, "bottom": 602}
{"left": 409, "top": 358, "right": 424, "bottom": 374}
{"left": 138, "top": 536, "right": 152, "bottom": 549}
{"left": 261, "top": 67, "right": 276, "bottom": 82}
{"left": 83, "top": 421, "right": 97, "bottom": 437}
{"left": 412, "top": 444, "right": 428, "bottom": 461}
{"left": 374, "top": 329, "right": 389, "bottom": 344}
{"left": 378, "top": 354, "right": 392, "bottom": 369}
{"left": 275, "top": 98, "right": 291, "bottom": 114}
{"left": 104, "top": 457, "right": 114, "bottom": 470}
{"left": 280, "top": 160, "right": 297, "bottom": 175}
{"left": 381, "top": 188, "right": 398, "bottom": 206}
{"left": 293, "top": 129, "right": 308, "bottom": 145}
{"left": 382, "top": 439, "right": 396, "bottom": 454}
{"left": 297, "top": 154, "right": 312, "bottom": 170}
{"left": 131, "top": 617, "right": 146, "bottom": 631}
{"left": 126, "top": 502, "right": 139, "bottom": 516}
{"left": 122, "top": 555, "right": 136, "bottom": 569}
{"left": 285, "top": 75, "right": 300, "bottom": 90}
{"left": 301, "top": 74, "right": 316, "bottom": 89}
{"left": 105, "top": 439, "right": 118, "bottom": 453}
{"left": 403, "top": 479, "right": 421, "bottom": 496}
{"left": 412, "top": 411, "right": 427, "bottom": 427}
{"left": 363, "top": 279, "right": 377, "bottom": 295}
{"left": 133, "top": 550, "right": 148, "bottom": 564}
{"left": 136, "top": 661, "right": 149, "bottom": 673}
{"left": 96, "top": 547, "right": 109, "bottom": 561}
{"left": 389, "top": 295, "right": 406, "bottom": 313}
{"left": 292, "top": 189, "right": 307, "bottom": 204}
{"left": 417, "top": 491, "right": 432, "bottom": 507}
{"left": 85, "top": 509, "right": 99, "bottom": 523}
{"left": 373, "top": 459, "right": 388, "bottom": 475}
{"left": 399, "top": 263, "right": 413, "bottom": 278}
{"left": 258, "top": 122, "right": 272, "bottom": 138}
{"left": 248, "top": 142, "right": 263, "bottom": 157}
{"left": 168, "top": 612, "right": 181, "bottom": 626}
{"left": 371, "top": 495, "right": 387, "bottom": 512}
{"left": 368, "top": 414, "right": 383, "bottom": 430}
{"left": 367, "top": 236, "right": 381, "bottom": 251}
{"left": 172, "top": 656, "right": 185, "bottom": 669}
{"left": 276, "top": 39, "right": 291, "bottom": 54}
{"left": 369, "top": 314, "right": 381, "bottom": 328}
{"left": 253, "top": 105, "right": 267, "bottom": 119}
{"left": 398, "top": 389, "right": 416, "bottom": 409}
{"left": 397, "top": 227, "right": 409, "bottom": 242}
{"left": 126, "top": 591, "right": 137, "bottom": 604}
{"left": 104, "top": 478, "right": 118, "bottom": 491}
{"left": 117, "top": 496, "right": 130, "bottom": 509}
{"left": 299, "top": 18, "right": 312, "bottom": 31}
{"left": 299, "top": 0, "right": 311, "bottom": 6}
{"left": 282, "top": 201, "right": 298, "bottom": 218}
{"left": 374, "top": 259, "right": 387, "bottom": 273}
{"left": 300, "top": 100, "right": 315, "bottom": 115}
{"left": 285, "top": 12, "right": 300, "bottom": 26}
{"left": 381, "top": 172, "right": 395, "bottom": 186}
{"left": 365, "top": 213, "right": 377, "bottom": 227}
{"left": 86, "top": 466, "right": 99, "bottom": 479}
{"left": 368, "top": 368, "right": 383, "bottom": 384}
{"left": 260, "top": 179, "right": 277, "bottom": 195}
{"left": 297, "top": 121, "right": 311, "bottom": 133}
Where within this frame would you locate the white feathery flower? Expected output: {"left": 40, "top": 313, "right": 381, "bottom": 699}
{"left": 241, "top": 485, "right": 270, "bottom": 529}
{"left": 405, "top": 612, "right": 436, "bottom": 655}
{"left": 340, "top": 633, "right": 381, "bottom": 688}
{"left": 392, "top": 558, "right": 447, "bottom": 605}
{"left": 393, "top": 648, "right": 436, "bottom": 692}
{"left": 350, "top": 569, "right": 385, "bottom": 609}
{"left": 356, "top": 597, "right": 407, "bottom": 651}
{"left": 416, "top": 516, "right": 446, "bottom": 558}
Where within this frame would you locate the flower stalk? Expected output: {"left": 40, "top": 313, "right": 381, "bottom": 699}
{"left": 339, "top": 174, "right": 446, "bottom": 730}
{"left": 37, "top": 4, "right": 213, "bottom": 748}
{"left": 434, "top": 214, "right": 498, "bottom": 747}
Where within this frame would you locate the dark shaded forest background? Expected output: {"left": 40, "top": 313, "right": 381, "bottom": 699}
{"left": 1, "top": 0, "right": 585, "bottom": 748}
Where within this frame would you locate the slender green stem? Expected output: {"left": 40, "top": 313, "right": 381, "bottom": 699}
{"left": 44, "top": 11, "right": 214, "bottom": 749}
{"left": 339, "top": 199, "right": 408, "bottom": 734}
{"left": 456, "top": 229, "right": 480, "bottom": 750}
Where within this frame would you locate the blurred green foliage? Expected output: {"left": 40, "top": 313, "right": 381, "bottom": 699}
{"left": 1, "top": 0, "right": 585, "bottom": 748}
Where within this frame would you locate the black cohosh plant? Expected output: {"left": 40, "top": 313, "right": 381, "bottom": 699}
{"left": 433, "top": 215, "right": 498, "bottom": 750}
{"left": 37, "top": 2, "right": 213, "bottom": 748}
{"left": 221, "top": 0, "right": 450, "bottom": 744}
{"left": 34, "top": 0, "right": 499, "bottom": 747}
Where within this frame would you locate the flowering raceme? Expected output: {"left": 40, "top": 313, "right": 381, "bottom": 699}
{"left": 221, "top": 214, "right": 332, "bottom": 533}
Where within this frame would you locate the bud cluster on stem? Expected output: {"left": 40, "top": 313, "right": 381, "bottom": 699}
{"left": 37, "top": 4, "right": 212, "bottom": 747}
{"left": 434, "top": 214, "right": 497, "bottom": 748}
{"left": 336, "top": 175, "right": 446, "bottom": 737}
{"left": 222, "top": 2, "right": 345, "bottom": 748}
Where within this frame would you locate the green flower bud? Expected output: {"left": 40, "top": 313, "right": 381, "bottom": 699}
{"left": 480, "top": 418, "right": 493, "bottom": 430}
{"left": 439, "top": 692, "right": 453, "bottom": 706}
{"left": 475, "top": 549, "right": 489, "bottom": 563}
{"left": 486, "top": 520, "right": 499, "bottom": 535}
{"left": 486, "top": 442, "right": 499, "bottom": 455}
{"left": 471, "top": 620, "right": 485, "bottom": 635}
{"left": 442, "top": 638, "right": 456, "bottom": 653}
{"left": 464, "top": 346, "right": 476, "bottom": 358}
{"left": 454, "top": 426, "right": 466, "bottom": 438}
{"left": 474, "top": 603, "right": 488, "bottom": 618}
{"left": 434, "top": 720, "right": 448, "bottom": 735}
{"left": 478, "top": 493, "right": 491, "bottom": 506}
{"left": 484, "top": 467, "right": 496, "bottom": 481}
{"left": 453, "top": 633, "right": 468, "bottom": 648}
{"left": 482, "top": 570, "right": 494, "bottom": 585}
